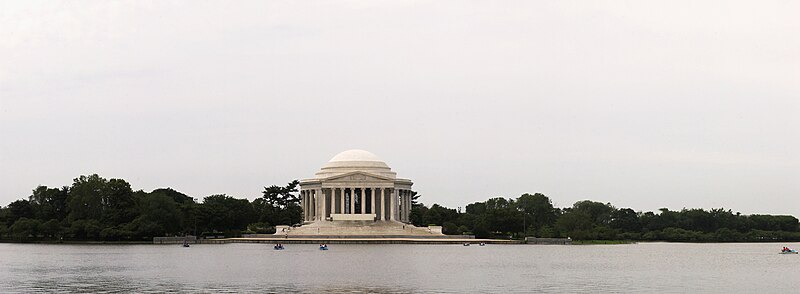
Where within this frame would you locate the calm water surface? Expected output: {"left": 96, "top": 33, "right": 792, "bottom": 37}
{"left": 0, "top": 242, "right": 797, "bottom": 293}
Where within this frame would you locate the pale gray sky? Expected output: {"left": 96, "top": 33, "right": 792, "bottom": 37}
{"left": 1, "top": 1, "right": 798, "bottom": 214}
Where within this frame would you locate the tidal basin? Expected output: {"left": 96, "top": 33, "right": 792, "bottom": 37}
{"left": 0, "top": 242, "right": 796, "bottom": 293}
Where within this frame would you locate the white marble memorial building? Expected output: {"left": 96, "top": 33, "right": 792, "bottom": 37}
{"left": 299, "top": 149, "right": 414, "bottom": 223}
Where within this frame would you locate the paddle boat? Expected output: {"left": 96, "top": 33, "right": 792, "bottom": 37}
{"left": 319, "top": 244, "right": 329, "bottom": 250}
{"left": 274, "top": 244, "right": 285, "bottom": 250}
{"left": 780, "top": 247, "right": 797, "bottom": 254}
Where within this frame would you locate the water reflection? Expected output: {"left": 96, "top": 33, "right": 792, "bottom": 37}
{"left": 0, "top": 243, "right": 797, "bottom": 293}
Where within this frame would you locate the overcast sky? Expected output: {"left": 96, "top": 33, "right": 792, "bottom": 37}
{"left": 1, "top": 1, "right": 798, "bottom": 214}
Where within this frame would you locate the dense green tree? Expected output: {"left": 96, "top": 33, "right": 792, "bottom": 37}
{"left": 198, "top": 194, "right": 257, "bottom": 234}
{"left": 68, "top": 174, "right": 107, "bottom": 221}
{"left": 262, "top": 180, "right": 300, "bottom": 209}
{"left": 38, "top": 219, "right": 61, "bottom": 238}
{"left": 571, "top": 200, "right": 615, "bottom": 225}
{"left": 69, "top": 219, "right": 102, "bottom": 239}
{"left": 555, "top": 210, "right": 593, "bottom": 238}
{"left": 517, "top": 193, "right": 557, "bottom": 233}
{"left": 136, "top": 192, "right": 181, "bottom": 235}
{"left": 11, "top": 218, "right": 42, "bottom": 240}
{"left": 409, "top": 203, "right": 428, "bottom": 227}
{"left": 29, "top": 186, "right": 70, "bottom": 221}
{"left": 7, "top": 199, "right": 34, "bottom": 225}
{"left": 749, "top": 215, "right": 799, "bottom": 232}
{"left": 423, "top": 204, "right": 458, "bottom": 226}
{"left": 151, "top": 188, "right": 194, "bottom": 204}
{"left": 610, "top": 208, "right": 641, "bottom": 232}
{"left": 256, "top": 180, "right": 302, "bottom": 226}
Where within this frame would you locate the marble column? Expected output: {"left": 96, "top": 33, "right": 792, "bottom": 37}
{"left": 360, "top": 187, "right": 365, "bottom": 214}
{"left": 390, "top": 188, "right": 396, "bottom": 221}
{"left": 340, "top": 188, "right": 345, "bottom": 214}
{"left": 330, "top": 188, "right": 335, "bottom": 214}
{"left": 317, "top": 189, "right": 328, "bottom": 221}
{"left": 309, "top": 190, "right": 314, "bottom": 221}
{"left": 316, "top": 189, "right": 321, "bottom": 221}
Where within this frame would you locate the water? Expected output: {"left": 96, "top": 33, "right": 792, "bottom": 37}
{"left": 0, "top": 242, "right": 796, "bottom": 293}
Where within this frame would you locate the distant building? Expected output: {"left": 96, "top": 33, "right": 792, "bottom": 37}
{"left": 299, "top": 149, "right": 414, "bottom": 223}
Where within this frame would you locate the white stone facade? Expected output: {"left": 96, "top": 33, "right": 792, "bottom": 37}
{"left": 299, "top": 149, "right": 414, "bottom": 224}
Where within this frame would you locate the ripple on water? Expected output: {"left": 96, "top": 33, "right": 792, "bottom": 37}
{"left": 0, "top": 243, "right": 797, "bottom": 293}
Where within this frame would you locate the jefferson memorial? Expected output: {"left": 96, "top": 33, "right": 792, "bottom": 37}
{"left": 278, "top": 149, "right": 443, "bottom": 236}
{"left": 299, "top": 149, "right": 414, "bottom": 223}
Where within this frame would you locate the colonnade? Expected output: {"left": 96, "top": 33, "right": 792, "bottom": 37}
{"left": 300, "top": 187, "right": 413, "bottom": 223}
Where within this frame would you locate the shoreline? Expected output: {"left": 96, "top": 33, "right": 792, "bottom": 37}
{"left": 1, "top": 239, "right": 797, "bottom": 245}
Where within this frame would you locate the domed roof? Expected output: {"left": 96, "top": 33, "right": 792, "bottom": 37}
{"left": 328, "top": 149, "right": 383, "bottom": 163}
{"left": 315, "top": 149, "right": 396, "bottom": 179}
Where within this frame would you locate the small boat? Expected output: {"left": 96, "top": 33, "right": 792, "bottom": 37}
{"left": 780, "top": 250, "right": 798, "bottom": 254}
{"left": 463, "top": 243, "right": 470, "bottom": 246}
{"left": 182, "top": 241, "right": 190, "bottom": 248}
{"left": 319, "top": 244, "right": 329, "bottom": 250}
{"left": 479, "top": 242, "right": 486, "bottom": 246}
{"left": 274, "top": 244, "right": 285, "bottom": 250}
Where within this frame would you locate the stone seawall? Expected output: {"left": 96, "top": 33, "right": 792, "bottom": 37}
{"left": 242, "top": 234, "right": 474, "bottom": 239}
{"left": 153, "top": 236, "right": 197, "bottom": 244}
{"left": 525, "top": 237, "right": 572, "bottom": 245}
{"left": 196, "top": 237, "right": 517, "bottom": 245}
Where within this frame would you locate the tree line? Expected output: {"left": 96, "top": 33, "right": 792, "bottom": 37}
{"left": 0, "top": 174, "right": 301, "bottom": 241}
{"left": 410, "top": 193, "right": 800, "bottom": 242}
{"left": 1, "top": 174, "right": 798, "bottom": 242}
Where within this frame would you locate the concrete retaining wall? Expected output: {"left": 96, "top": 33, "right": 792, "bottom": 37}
{"left": 242, "top": 234, "right": 474, "bottom": 239}
{"left": 525, "top": 237, "right": 572, "bottom": 245}
{"left": 153, "top": 236, "right": 197, "bottom": 244}
{"left": 198, "top": 238, "right": 514, "bottom": 245}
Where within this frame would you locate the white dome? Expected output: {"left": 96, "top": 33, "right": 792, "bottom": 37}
{"left": 315, "top": 149, "right": 396, "bottom": 179}
{"left": 328, "top": 149, "right": 383, "bottom": 162}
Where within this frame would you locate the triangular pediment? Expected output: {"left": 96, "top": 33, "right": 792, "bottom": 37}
{"left": 324, "top": 171, "right": 393, "bottom": 182}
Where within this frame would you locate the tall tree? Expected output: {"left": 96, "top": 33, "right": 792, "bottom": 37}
{"left": 517, "top": 193, "right": 557, "bottom": 232}
{"left": 257, "top": 180, "right": 302, "bottom": 226}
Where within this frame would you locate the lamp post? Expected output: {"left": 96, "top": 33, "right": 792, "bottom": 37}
{"left": 521, "top": 207, "right": 526, "bottom": 238}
